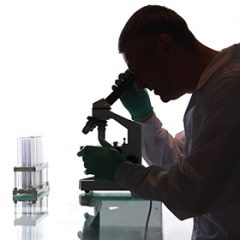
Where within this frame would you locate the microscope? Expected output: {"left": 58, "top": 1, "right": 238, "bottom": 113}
{"left": 80, "top": 70, "right": 142, "bottom": 192}
{"left": 78, "top": 72, "right": 163, "bottom": 240}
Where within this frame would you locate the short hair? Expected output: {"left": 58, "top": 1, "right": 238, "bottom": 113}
{"left": 118, "top": 5, "right": 196, "bottom": 53}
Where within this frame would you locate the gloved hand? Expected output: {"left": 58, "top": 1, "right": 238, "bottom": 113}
{"left": 113, "top": 70, "right": 153, "bottom": 122}
{"left": 77, "top": 139, "right": 124, "bottom": 181}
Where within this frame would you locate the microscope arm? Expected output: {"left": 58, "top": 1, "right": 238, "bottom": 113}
{"left": 92, "top": 99, "right": 141, "bottom": 163}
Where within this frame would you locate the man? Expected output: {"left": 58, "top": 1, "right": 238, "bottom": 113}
{"left": 78, "top": 5, "right": 240, "bottom": 239}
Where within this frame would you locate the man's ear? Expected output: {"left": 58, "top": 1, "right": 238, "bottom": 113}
{"left": 156, "top": 33, "right": 175, "bottom": 58}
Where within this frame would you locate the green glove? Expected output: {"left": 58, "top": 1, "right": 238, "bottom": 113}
{"left": 77, "top": 139, "right": 124, "bottom": 181}
{"left": 114, "top": 70, "right": 153, "bottom": 121}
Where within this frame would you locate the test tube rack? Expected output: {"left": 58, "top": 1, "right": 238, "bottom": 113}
{"left": 13, "top": 163, "right": 50, "bottom": 204}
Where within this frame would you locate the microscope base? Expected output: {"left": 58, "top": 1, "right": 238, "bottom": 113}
{"left": 79, "top": 177, "right": 127, "bottom": 192}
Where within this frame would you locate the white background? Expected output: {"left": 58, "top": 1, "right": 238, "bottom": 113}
{"left": 0, "top": 0, "right": 240, "bottom": 239}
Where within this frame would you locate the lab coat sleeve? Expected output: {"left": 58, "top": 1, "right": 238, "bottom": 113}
{"left": 115, "top": 126, "right": 240, "bottom": 220}
{"left": 115, "top": 71, "right": 240, "bottom": 220}
{"left": 140, "top": 113, "right": 185, "bottom": 170}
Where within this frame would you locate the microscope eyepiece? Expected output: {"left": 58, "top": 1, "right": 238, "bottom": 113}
{"left": 105, "top": 70, "right": 134, "bottom": 105}
{"left": 82, "top": 70, "right": 134, "bottom": 135}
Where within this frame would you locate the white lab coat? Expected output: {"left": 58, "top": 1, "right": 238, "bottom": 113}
{"left": 115, "top": 44, "right": 240, "bottom": 239}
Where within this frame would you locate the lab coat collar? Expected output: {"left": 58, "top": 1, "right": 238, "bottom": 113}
{"left": 196, "top": 44, "right": 239, "bottom": 90}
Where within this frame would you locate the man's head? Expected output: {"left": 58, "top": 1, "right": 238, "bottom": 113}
{"left": 118, "top": 5, "right": 217, "bottom": 102}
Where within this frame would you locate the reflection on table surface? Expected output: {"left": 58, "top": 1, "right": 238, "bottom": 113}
{"left": 78, "top": 191, "right": 162, "bottom": 240}
{"left": 14, "top": 197, "right": 48, "bottom": 240}
{"left": 12, "top": 191, "right": 162, "bottom": 240}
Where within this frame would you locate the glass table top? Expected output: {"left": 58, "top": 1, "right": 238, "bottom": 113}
{"left": 1, "top": 160, "right": 192, "bottom": 240}
{"left": 12, "top": 189, "right": 162, "bottom": 240}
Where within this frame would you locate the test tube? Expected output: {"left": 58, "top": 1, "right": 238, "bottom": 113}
{"left": 17, "top": 136, "right": 43, "bottom": 189}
